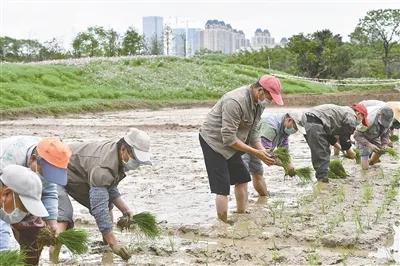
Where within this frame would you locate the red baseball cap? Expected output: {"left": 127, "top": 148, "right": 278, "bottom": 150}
{"left": 259, "top": 75, "right": 284, "bottom": 105}
{"left": 351, "top": 103, "right": 368, "bottom": 126}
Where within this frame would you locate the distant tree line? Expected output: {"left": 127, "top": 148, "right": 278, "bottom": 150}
{"left": 0, "top": 25, "right": 156, "bottom": 62}
{"left": 1, "top": 9, "right": 399, "bottom": 78}
{"left": 227, "top": 9, "right": 400, "bottom": 78}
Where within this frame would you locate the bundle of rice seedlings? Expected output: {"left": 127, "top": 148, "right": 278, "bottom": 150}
{"left": 57, "top": 229, "right": 89, "bottom": 254}
{"left": 273, "top": 147, "right": 291, "bottom": 169}
{"left": 37, "top": 227, "right": 89, "bottom": 255}
{"left": 328, "top": 160, "right": 348, "bottom": 179}
{"left": 117, "top": 212, "right": 160, "bottom": 238}
{"left": 382, "top": 147, "right": 399, "bottom": 159}
{"left": 0, "top": 250, "right": 26, "bottom": 266}
{"left": 389, "top": 134, "right": 399, "bottom": 142}
{"left": 295, "top": 167, "right": 312, "bottom": 182}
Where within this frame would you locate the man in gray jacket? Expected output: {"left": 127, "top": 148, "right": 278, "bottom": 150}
{"left": 52, "top": 128, "right": 152, "bottom": 262}
{"left": 199, "top": 75, "right": 283, "bottom": 223}
{"left": 299, "top": 104, "right": 368, "bottom": 183}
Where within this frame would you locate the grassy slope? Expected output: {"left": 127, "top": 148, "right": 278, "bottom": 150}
{"left": 0, "top": 57, "right": 394, "bottom": 117}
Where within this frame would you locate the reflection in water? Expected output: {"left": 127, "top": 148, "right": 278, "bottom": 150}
{"left": 101, "top": 251, "right": 114, "bottom": 265}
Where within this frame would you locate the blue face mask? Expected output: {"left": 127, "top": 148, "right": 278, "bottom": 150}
{"left": 284, "top": 127, "right": 297, "bottom": 135}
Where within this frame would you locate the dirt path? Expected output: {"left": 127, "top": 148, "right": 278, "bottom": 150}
{"left": 0, "top": 107, "right": 399, "bottom": 265}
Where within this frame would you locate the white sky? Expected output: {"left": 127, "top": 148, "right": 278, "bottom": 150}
{"left": 1, "top": 0, "right": 399, "bottom": 49}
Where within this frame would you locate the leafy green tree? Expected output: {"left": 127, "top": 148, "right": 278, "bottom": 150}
{"left": 40, "top": 38, "right": 66, "bottom": 60}
{"left": 0, "top": 36, "right": 21, "bottom": 61}
{"left": 72, "top": 31, "right": 100, "bottom": 57}
{"left": 287, "top": 30, "right": 351, "bottom": 78}
{"left": 121, "top": 27, "right": 143, "bottom": 55}
{"left": 72, "top": 26, "right": 121, "bottom": 57}
{"left": 350, "top": 9, "right": 400, "bottom": 77}
{"left": 105, "top": 29, "right": 119, "bottom": 56}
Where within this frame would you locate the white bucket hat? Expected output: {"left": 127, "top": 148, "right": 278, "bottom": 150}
{"left": 123, "top": 128, "right": 152, "bottom": 165}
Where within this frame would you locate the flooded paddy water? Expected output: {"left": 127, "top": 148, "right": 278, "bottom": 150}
{"left": 0, "top": 106, "right": 399, "bottom": 265}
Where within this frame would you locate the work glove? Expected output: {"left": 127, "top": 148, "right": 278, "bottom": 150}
{"left": 111, "top": 244, "right": 131, "bottom": 261}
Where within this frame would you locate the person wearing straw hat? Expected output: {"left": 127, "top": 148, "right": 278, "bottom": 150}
{"left": 354, "top": 100, "right": 394, "bottom": 170}
{"left": 199, "top": 75, "right": 284, "bottom": 223}
{"left": 298, "top": 103, "right": 368, "bottom": 183}
{"left": 242, "top": 112, "right": 303, "bottom": 196}
{"left": 0, "top": 136, "right": 71, "bottom": 251}
{"left": 53, "top": 128, "right": 152, "bottom": 262}
{"left": 0, "top": 164, "right": 49, "bottom": 265}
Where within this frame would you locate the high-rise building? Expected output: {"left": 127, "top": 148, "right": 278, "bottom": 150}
{"left": 142, "top": 16, "right": 164, "bottom": 54}
{"left": 202, "top": 19, "right": 247, "bottom": 54}
{"left": 171, "top": 28, "right": 202, "bottom": 57}
{"left": 251, "top": 28, "right": 275, "bottom": 50}
{"left": 186, "top": 28, "right": 202, "bottom": 56}
{"left": 172, "top": 28, "right": 186, "bottom": 57}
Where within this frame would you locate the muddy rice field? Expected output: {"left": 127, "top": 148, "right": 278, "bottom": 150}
{"left": 1, "top": 106, "right": 399, "bottom": 265}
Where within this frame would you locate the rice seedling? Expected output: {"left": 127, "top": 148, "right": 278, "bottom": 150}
{"left": 362, "top": 183, "right": 373, "bottom": 205}
{"left": 337, "top": 186, "right": 346, "bottom": 203}
{"left": 327, "top": 218, "right": 338, "bottom": 233}
{"left": 283, "top": 217, "right": 293, "bottom": 235}
{"left": 273, "top": 147, "right": 312, "bottom": 181}
{"left": 168, "top": 235, "right": 176, "bottom": 252}
{"left": 389, "top": 134, "right": 399, "bottom": 142}
{"left": 117, "top": 212, "right": 160, "bottom": 238}
{"left": 268, "top": 205, "right": 278, "bottom": 225}
{"left": 354, "top": 209, "right": 364, "bottom": 234}
{"left": 0, "top": 250, "right": 26, "bottom": 266}
{"left": 382, "top": 147, "right": 399, "bottom": 159}
{"left": 273, "top": 147, "right": 291, "bottom": 168}
{"left": 58, "top": 229, "right": 89, "bottom": 254}
{"left": 37, "top": 227, "right": 89, "bottom": 255}
{"left": 374, "top": 205, "right": 385, "bottom": 224}
{"left": 272, "top": 249, "right": 286, "bottom": 263}
{"left": 328, "top": 160, "right": 348, "bottom": 179}
{"left": 307, "top": 249, "right": 321, "bottom": 266}
{"left": 295, "top": 167, "right": 313, "bottom": 183}
{"left": 274, "top": 200, "right": 285, "bottom": 218}
{"left": 339, "top": 210, "right": 346, "bottom": 222}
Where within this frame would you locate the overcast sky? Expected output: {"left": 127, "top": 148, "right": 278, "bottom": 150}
{"left": 1, "top": 0, "right": 399, "bottom": 49}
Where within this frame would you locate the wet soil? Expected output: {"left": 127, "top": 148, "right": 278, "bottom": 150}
{"left": 0, "top": 106, "right": 399, "bottom": 265}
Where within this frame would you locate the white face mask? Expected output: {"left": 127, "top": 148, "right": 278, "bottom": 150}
{"left": 259, "top": 98, "right": 272, "bottom": 108}
{"left": 124, "top": 158, "right": 141, "bottom": 172}
{"left": 0, "top": 192, "right": 28, "bottom": 224}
